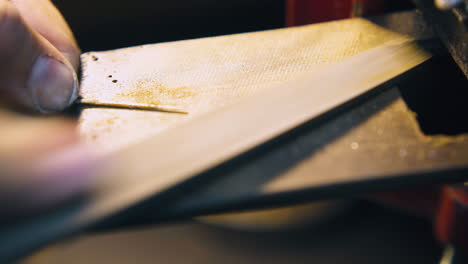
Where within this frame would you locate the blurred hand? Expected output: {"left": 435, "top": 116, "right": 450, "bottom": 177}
{"left": 0, "top": 0, "right": 95, "bottom": 220}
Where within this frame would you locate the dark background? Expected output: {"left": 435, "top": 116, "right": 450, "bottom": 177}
{"left": 54, "top": 0, "right": 414, "bottom": 51}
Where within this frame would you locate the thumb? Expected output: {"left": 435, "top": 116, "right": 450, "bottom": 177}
{"left": 0, "top": 0, "right": 78, "bottom": 113}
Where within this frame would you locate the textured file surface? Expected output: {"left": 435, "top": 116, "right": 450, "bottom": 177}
{"left": 79, "top": 14, "right": 432, "bottom": 153}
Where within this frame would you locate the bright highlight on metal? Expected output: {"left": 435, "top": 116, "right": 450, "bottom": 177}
{"left": 80, "top": 101, "right": 188, "bottom": 114}
{"left": 435, "top": 0, "right": 464, "bottom": 10}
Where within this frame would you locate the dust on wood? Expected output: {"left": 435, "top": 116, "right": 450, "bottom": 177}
{"left": 118, "top": 80, "right": 196, "bottom": 106}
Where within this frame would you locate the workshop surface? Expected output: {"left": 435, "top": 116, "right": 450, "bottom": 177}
{"left": 22, "top": 202, "right": 442, "bottom": 264}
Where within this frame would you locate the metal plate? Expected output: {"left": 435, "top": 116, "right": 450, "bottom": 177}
{"left": 79, "top": 11, "right": 434, "bottom": 154}
{"left": 0, "top": 11, "right": 465, "bottom": 263}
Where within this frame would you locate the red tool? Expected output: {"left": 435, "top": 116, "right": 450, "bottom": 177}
{"left": 436, "top": 184, "right": 468, "bottom": 261}
{"left": 286, "top": 0, "right": 385, "bottom": 26}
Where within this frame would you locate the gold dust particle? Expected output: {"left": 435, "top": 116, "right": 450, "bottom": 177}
{"left": 120, "top": 81, "right": 195, "bottom": 105}
{"left": 122, "top": 89, "right": 161, "bottom": 105}
{"left": 92, "top": 117, "right": 118, "bottom": 128}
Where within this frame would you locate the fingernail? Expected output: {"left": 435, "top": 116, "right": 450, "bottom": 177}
{"left": 28, "top": 56, "right": 78, "bottom": 113}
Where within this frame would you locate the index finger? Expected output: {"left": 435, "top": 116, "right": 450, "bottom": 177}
{"left": 11, "top": 0, "right": 80, "bottom": 70}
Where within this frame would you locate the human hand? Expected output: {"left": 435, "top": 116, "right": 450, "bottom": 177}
{"left": 0, "top": 0, "right": 96, "bottom": 220}
{"left": 0, "top": 0, "right": 80, "bottom": 113}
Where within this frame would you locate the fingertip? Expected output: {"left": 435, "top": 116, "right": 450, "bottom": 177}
{"left": 21, "top": 143, "right": 101, "bottom": 214}
{"left": 0, "top": 143, "right": 102, "bottom": 220}
{"left": 61, "top": 45, "right": 81, "bottom": 72}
